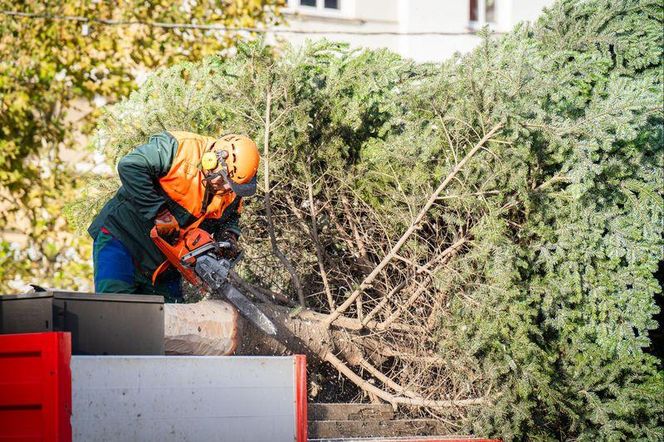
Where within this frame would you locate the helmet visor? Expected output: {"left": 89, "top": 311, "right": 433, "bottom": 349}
{"left": 221, "top": 170, "right": 257, "bottom": 197}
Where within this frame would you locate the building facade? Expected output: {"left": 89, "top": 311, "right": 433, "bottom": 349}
{"left": 275, "top": 0, "right": 554, "bottom": 62}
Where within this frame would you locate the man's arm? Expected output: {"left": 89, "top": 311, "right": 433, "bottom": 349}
{"left": 116, "top": 132, "right": 178, "bottom": 220}
{"left": 201, "top": 197, "right": 243, "bottom": 238}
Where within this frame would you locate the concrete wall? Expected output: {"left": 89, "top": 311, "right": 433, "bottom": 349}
{"left": 278, "top": 0, "right": 402, "bottom": 55}
{"left": 353, "top": 0, "right": 399, "bottom": 22}
{"left": 511, "top": 0, "right": 554, "bottom": 26}
{"left": 275, "top": 0, "right": 555, "bottom": 63}
{"left": 397, "top": 0, "right": 481, "bottom": 62}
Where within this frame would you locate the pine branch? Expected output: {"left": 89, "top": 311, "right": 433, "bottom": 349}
{"left": 323, "top": 123, "right": 503, "bottom": 328}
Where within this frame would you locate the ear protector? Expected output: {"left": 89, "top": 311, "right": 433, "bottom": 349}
{"left": 201, "top": 149, "right": 229, "bottom": 171}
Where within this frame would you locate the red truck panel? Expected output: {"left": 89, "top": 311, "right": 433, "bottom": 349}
{"left": 295, "top": 354, "right": 307, "bottom": 442}
{"left": 0, "top": 332, "right": 71, "bottom": 442}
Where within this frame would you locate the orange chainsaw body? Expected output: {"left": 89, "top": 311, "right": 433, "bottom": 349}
{"left": 150, "top": 226, "right": 278, "bottom": 336}
{"left": 150, "top": 227, "right": 215, "bottom": 288}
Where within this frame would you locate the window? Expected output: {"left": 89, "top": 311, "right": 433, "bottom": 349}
{"left": 470, "top": 0, "right": 478, "bottom": 21}
{"left": 299, "top": 0, "right": 339, "bottom": 9}
{"left": 290, "top": 0, "right": 344, "bottom": 16}
{"left": 469, "top": 0, "right": 496, "bottom": 26}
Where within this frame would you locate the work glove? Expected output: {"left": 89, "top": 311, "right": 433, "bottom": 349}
{"left": 155, "top": 208, "right": 179, "bottom": 237}
{"left": 219, "top": 230, "right": 240, "bottom": 260}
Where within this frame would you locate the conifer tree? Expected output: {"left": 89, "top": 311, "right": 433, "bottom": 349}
{"left": 76, "top": 0, "right": 663, "bottom": 439}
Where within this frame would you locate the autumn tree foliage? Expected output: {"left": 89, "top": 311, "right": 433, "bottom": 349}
{"left": 0, "top": 1, "right": 284, "bottom": 291}
{"left": 72, "top": 0, "right": 662, "bottom": 439}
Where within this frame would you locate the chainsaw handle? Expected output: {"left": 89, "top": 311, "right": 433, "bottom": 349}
{"left": 150, "top": 226, "right": 199, "bottom": 287}
{"left": 150, "top": 225, "right": 243, "bottom": 293}
{"left": 150, "top": 225, "right": 184, "bottom": 245}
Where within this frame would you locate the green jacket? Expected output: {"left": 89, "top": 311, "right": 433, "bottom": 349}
{"left": 88, "top": 131, "right": 242, "bottom": 276}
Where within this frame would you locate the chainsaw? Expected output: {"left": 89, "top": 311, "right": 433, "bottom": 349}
{"left": 150, "top": 226, "right": 277, "bottom": 336}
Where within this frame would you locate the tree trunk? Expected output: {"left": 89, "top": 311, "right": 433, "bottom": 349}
{"left": 165, "top": 299, "right": 361, "bottom": 365}
{"left": 164, "top": 300, "right": 243, "bottom": 356}
{"left": 164, "top": 299, "right": 486, "bottom": 410}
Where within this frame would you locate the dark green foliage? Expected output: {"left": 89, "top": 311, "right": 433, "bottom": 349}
{"left": 426, "top": 1, "right": 664, "bottom": 439}
{"left": 77, "top": 0, "right": 663, "bottom": 439}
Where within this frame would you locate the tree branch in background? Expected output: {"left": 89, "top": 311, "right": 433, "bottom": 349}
{"left": 324, "top": 123, "right": 503, "bottom": 328}
{"left": 262, "top": 87, "right": 306, "bottom": 306}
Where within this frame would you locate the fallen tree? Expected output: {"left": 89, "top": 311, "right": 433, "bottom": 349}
{"left": 73, "top": 0, "right": 663, "bottom": 439}
{"left": 165, "top": 299, "right": 487, "bottom": 410}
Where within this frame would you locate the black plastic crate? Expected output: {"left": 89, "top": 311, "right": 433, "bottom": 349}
{"left": 0, "top": 292, "right": 53, "bottom": 334}
{"left": 52, "top": 291, "right": 164, "bottom": 355}
{"left": 1, "top": 291, "right": 164, "bottom": 355}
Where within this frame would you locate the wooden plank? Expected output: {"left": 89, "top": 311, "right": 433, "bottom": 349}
{"left": 309, "top": 403, "right": 394, "bottom": 421}
{"left": 308, "top": 418, "right": 442, "bottom": 439}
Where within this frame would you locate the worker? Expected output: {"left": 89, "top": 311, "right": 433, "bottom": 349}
{"left": 88, "top": 131, "right": 260, "bottom": 302}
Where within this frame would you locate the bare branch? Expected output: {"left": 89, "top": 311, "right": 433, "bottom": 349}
{"left": 262, "top": 88, "right": 305, "bottom": 306}
{"left": 362, "top": 280, "right": 407, "bottom": 326}
{"left": 324, "top": 124, "right": 503, "bottom": 327}
{"left": 324, "top": 352, "right": 486, "bottom": 409}
{"left": 307, "top": 171, "right": 336, "bottom": 310}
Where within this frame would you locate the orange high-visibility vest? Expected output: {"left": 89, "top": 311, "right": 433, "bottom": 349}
{"left": 158, "top": 131, "right": 238, "bottom": 224}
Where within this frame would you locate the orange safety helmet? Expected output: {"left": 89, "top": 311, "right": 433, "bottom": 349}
{"left": 201, "top": 134, "right": 260, "bottom": 196}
